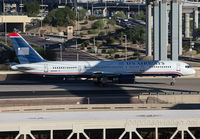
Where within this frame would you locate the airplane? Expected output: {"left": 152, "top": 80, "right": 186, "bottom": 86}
{"left": 8, "top": 33, "right": 196, "bottom": 86}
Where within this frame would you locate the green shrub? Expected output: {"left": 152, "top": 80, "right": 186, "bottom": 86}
{"left": 101, "top": 49, "right": 106, "bottom": 53}
{"left": 81, "top": 26, "right": 87, "bottom": 30}
{"left": 106, "top": 36, "right": 115, "bottom": 44}
{"left": 196, "top": 47, "right": 200, "bottom": 54}
{"left": 183, "top": 42, "right": 190, "bottom": 51}
{"left": 81, "top": 40, "right": 90, "bottom": 48}
{"left": 88, "top": 49, "right": 95, "bottom": 53}
{"left": 133, "top": 52, "right": 140, "bottom": 57}
{"left": 107, "top": 19, "right": 116, "bottom": 26}
{"left": 92, "top": 20, "right": 104, "bottom": 29}
{"left": 113, "top": 11, "right": 126, "bottom": 18}
{"left": 83, "top": 20, "right": 88, "bottom": 24}
{"left": 88, "top": 29, "right": 98, "bottom": 34}
{"left": 114, "top": 54, "right": 120, "bottom": 58}
{"left": 98, "top": 31, "right": 105, "bottom": 36}
{"left": 88, "top": 15, "right": 97, "bottom": 20}
{"left": 107, "top": 49, "right": 115, "bottom": 55}
{"left": 80, "top": 32, "right": 84, "bottom": 37}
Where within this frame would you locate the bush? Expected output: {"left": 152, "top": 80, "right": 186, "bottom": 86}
{"left": 101, "top": 49, "right": 107, "bottom": 53}
{"left": 88, "top": 49, "right": 95, "bottom": 53}
{"left": 88, "top": 15, "right": 97, "bottom": 20}
{"left": 131, "top": 11, "right": 146, "bottom": 21}
{"left": 83, "top": 20, "right": 88, "bottom": 24}
{"left": 107, "top": 49, "right": 115, "bottom": 55}
{"left": 106, "top": 36, "right": 115, "bottom": 44}
{"left": 107, "top": 19, "right": 116, "bottom": 26}
{"left": 81, "top": 26, "right": 87, "bottom": 30}
{"left": 113, "top": 11, "right": 126, "bottom": 18}
{"left": 114, "top": 48, "right": 118, "bottom": 53}
{"left": 88, "top": 29, "right": 98, "bottom": 34}
{"left": 81, "top": 40, "right": 90, "bottom": 48}
{"left": 84, "top": 40, "right": 90, "bottom": 46}
{"left": 80, "top": 32, "right": 84, "bottom": 37}
{"left": 196, "top": 47, "right": 200, "bottom": 54}
{"left": 133, "top": 52, "right": 140, "bottom": 57}
{"left": 114, "top": 54, "right": 120, "bottom": 58}
{"left": 92, "top": 20, "right": 104, "bottom": 29}
{"left": 183, "top": 42, "right": 190, "bottom": 51}
{"left": 98, "top": 31, "right": 105, "bottom": 36}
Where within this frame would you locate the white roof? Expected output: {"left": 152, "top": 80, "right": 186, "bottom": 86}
{"left": 0, "top": 110, "right": 200, "bottom": 123}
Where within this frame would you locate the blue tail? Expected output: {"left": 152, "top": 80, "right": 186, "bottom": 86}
{"left": 8, "top": 33, "right": 46, "bottom": 64}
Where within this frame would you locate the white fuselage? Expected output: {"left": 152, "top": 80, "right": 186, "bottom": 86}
{"left": 12, "top": 60, "right": 196, "bottom": 77}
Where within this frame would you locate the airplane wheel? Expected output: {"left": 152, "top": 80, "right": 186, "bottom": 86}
{"left": 170, "top": 82, "right": 175, "bottom": 86}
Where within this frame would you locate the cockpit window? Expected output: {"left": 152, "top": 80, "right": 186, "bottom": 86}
{"left": 185, "top": 65, "right": 190, "bottom": 68}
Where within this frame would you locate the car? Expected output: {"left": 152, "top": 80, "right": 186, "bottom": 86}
{"left": 45, "top": 37, "right": 50, "bottom": 40}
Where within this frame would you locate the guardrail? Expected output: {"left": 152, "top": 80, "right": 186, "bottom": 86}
{"left": 139, "top": 91, "right": 200, "bottom": 95}
{"left": 0, "top": 104, "right": 177, "bottom": 113}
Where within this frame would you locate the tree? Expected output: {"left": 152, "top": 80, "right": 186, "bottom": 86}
{"left": 197, "top": 26, "right": 200, "bottom": 38}
{"left": 106, "top": 36, "right": 115, "bottom": 44}
{"left": 44, "top": 7, "right": 76, "bottom": 27}
{"left": 107, "top": 19, "right": 116, "bottom": 26}
{"left": 113, "top": 11, "right": 126, "bottom": 18}
{"left": 122, "top": 26, "right": 145, "bottom": 44}
{"left": 131, "top": 11, "right": 146, "bottom": 21}
{"left": 92, "top": 20, "right": 104, "bottom": 30}
{"left": 78, "top": 8, "right": 87, "bottom": 20}
{"left": 24, "top": 2, "right": 40, "bottom": 17}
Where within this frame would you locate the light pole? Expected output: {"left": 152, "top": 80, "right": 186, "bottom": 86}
{"left": 75, "top": 1, "right": 79, "bottom": 61}
{"left": 20, "top": 0, "right": 23, "bottom": 14}
{"left": 5, "top": 22, "right": 7, "bottom": 44}
{"left": 2, "top": 0, "right": 7, "bottom": 44}
{"left": 124, "top": 35, "right": 127, "bottom": 61}
{"left": 3, "top": 0, "right": 5, "bottom": 13}
{"left": 59, "top": 44, "right": 63, "bottom": 61}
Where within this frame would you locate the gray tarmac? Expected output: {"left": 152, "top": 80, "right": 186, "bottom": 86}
{"left": 0, "top": 77, "right": 199, "bottom": 106}
{"left": 0, "top": 78, "right": 199, "bottom": 93}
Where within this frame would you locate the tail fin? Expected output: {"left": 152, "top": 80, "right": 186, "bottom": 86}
{"left": 8, "top": 33, "right": 46, "bottom": 64}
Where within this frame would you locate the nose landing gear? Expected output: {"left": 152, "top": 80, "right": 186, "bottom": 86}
{"left": 170, "top": 76, "right": 177, "bottom": 86}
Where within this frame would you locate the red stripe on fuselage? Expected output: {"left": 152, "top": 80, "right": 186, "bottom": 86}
{"left": 129, "top": 71, "right": 183, "bottom": 76}
{"left": 29, "top": 71, "right": 183, "bottom": 76}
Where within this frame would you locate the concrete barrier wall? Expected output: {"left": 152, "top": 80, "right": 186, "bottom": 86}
{"left": 0, "top": 104, "right": 179, "bottom": 113}
{"left": 140, "top": 94, "right": 200, "bottom": 104}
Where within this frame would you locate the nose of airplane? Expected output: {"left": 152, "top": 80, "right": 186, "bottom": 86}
{"left": 192, "top": 69, "right": 196, "bottom": 75}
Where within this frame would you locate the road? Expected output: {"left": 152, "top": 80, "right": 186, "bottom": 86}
{"left": 0, "top": 77, "right": 199, "bottom": 93}
{"left": 0, "top": 77, "right": 199, "bottom": 105}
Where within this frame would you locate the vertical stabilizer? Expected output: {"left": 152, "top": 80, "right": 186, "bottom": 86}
{"left": 8, "top": 33, "right": 45, "bottom": 64}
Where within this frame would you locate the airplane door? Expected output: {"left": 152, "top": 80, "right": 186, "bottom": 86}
{"left": 176, "top": 63, "right": 181, "bottom": 72}
{"left": 44, "top": 64, "right": 48, "bottom": 72}
{"left": 78, "top": 65, "right": 82, "bottom": 73}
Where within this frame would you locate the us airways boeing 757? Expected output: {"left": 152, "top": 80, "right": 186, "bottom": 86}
{"left": 8, "top": 33, "right": 195, "bottom": 86}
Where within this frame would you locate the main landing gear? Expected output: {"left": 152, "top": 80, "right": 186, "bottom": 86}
{"left": 170, "top": 76, "right": 177, "bottom": 86}
{"left": 95, "top": 77, "right": 108, "bottom": 87}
